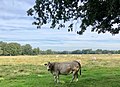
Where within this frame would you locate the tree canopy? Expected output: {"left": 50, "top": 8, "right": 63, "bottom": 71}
{"left": 27, "top": 0, "right": 120, "bottom": 35}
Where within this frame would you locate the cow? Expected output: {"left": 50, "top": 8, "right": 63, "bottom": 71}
{"left": 44, "top": 61, "right": 81, "bottom": 83}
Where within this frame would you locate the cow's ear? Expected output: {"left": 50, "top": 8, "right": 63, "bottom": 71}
{"left": 48, "top": 62, "right": 50, "bottom": 64}
{"left": 44, "top": 64, "right": 47, "bottom": 66}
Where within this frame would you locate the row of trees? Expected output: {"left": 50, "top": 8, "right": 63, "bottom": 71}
{"left": 0, "top": 41, "right": 40, "bottom": 56}
{"left": 1, "top": 41, "right": 120, "bottom": 56}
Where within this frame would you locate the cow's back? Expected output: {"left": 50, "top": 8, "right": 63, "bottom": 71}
{"left": 54, "top": 61, "right": 80, "bottom": 75}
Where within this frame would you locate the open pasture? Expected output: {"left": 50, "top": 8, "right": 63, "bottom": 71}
{"left": 0, "top": 54, "right": 120, "bottom": 87}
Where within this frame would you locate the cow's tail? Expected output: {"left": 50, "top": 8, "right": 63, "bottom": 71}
{"left": 79, "top": 66, "right": 81, "bottom": 75}
{"left": 78, "top": 62, "right": 81, "bottom": 75}
{"left": 74, "top": 61, "right": 81, "bottom": 75}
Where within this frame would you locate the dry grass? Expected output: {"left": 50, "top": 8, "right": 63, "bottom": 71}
{"left": 0, "top": 54, "right": 120, "bottom": 67}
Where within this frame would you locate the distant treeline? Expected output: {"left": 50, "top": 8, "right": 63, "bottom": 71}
{"left": 0, "top": 41, "right": 120, "bottom": 56}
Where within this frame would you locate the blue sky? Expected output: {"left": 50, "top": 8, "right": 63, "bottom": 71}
{"left": 0, "top": 0, "right": 120, "bottom": 51}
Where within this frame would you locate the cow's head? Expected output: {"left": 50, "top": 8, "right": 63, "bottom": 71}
{"left": 44, "top": 62, "right": 53, "bottom": 71}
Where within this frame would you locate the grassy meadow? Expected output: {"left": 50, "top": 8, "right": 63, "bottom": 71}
{"left": 0, "top": 54, "right": 120, "bottom": 87}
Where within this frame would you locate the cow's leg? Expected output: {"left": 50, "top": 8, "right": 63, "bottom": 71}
{"left": 75, "top": 72, "right": 79, "bottom": 82}
{"left": 54, "top": 75, "right": 57, "bottom": 83}
{"left": 54, "top": 72, "right": 59, "bottom": 83}
{"left": 71, "top": 71, "right": 76, "bottom": 82}
{"left": 56, "top": 71, "right": 60, "bottom": 83}
{"left": 56, "top": 75, "right": 60, "bottom": 83}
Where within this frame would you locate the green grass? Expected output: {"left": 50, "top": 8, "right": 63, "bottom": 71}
{"left": 0, "top": 54, "right": 120, "bottom": 87}
{"left": 0, "top": 64, "right": 120, "bottom": 87}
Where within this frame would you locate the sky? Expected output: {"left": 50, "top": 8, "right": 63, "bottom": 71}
{"left": 0, "top": 0, "right": 120, "bottom": 51}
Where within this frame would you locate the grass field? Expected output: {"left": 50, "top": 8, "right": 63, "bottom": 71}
{"left": 0, "top": 54, "right": 120, "bottom": 87}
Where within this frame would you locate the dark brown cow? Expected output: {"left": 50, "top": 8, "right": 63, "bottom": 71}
{"left": 44, "top": 61, "right": 81, "bottom": 83}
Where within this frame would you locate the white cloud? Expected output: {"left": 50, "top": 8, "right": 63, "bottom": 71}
{"left": 0, "top": 0, "right": 33, "bottom": 15}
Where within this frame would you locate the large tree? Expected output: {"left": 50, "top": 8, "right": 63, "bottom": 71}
{"left": 32, "top": 47, "right": 40, "bottom": 55}
{"left": 27, "top": 0, "right": 120, "bottom": 35}
{"left": 6, "top": 43, "right": 21, "bottom": 56}
{"left": 21, "top": 44, "right": 33, "bottom": 55}
{"left": 0, "top": 41, "right": 8, "bottom": 55}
